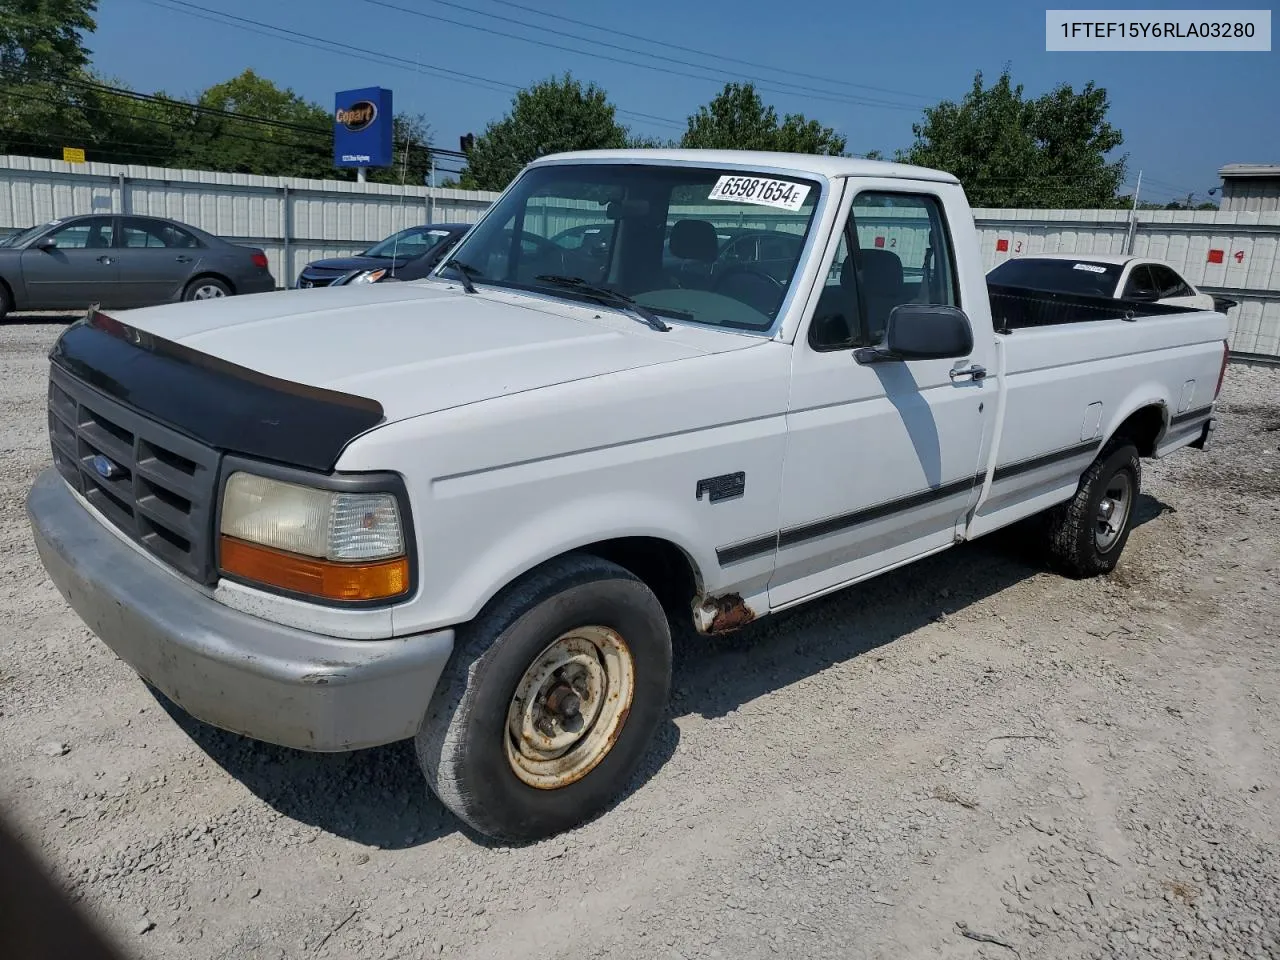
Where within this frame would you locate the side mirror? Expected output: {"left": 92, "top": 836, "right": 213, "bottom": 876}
{"left": 36, "top": 236, "right": 57, "bottom": 251}
{"left": 855, "top": 303, "right": 974, "bottom": 364}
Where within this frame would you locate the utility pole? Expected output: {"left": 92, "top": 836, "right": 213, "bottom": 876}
{"left": 1125, "top": 170, "right": 1142, "bottom": 254}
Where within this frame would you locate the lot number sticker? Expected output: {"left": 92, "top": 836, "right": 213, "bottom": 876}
{"left": 1073, "top": 263, "right": 1108, "bottom": 273}
{"left": 708, "top": 176, "right": 811, "bottom": 211}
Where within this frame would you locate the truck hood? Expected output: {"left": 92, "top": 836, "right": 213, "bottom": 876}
{"left": 118, "top": 281, "right": 759, "bottom": 424}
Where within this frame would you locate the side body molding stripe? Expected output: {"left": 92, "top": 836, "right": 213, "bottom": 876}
{"left": 716, "top": 437, "right": 1115, "bottom": 568}
{"left": 716, "top": 472, "right": 985, "bottom": 567}
{"left": 1170, "top": 404, "right": 1214, "bottom": 427}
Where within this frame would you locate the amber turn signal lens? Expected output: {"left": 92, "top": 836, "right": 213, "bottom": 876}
{"left": 220, "top": 536, "right": 409, "bottom": 602}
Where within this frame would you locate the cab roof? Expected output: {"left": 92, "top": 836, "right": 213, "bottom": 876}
{"left": 529, "top": 148, "right": 961, "bottom": 185}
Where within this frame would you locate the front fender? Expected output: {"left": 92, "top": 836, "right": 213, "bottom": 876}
{"left": 424, "top": 491, "right": 714, "bottom": 628}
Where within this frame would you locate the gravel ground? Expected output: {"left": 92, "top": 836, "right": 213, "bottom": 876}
{"left": 2, "top": 315, "right": 1278, "bottom": 960}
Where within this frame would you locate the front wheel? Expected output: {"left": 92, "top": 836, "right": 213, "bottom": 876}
{"left": 416, "top": 554, "right": 672, "bottom": 842}
{"left": 1044, "top": 440, "right": 1142, "bottom": 577}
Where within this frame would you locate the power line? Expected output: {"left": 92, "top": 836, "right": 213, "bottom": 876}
{"left": 0, "top": 86, "right": 338, "bottom": 154}
{"left": 140, "top": 0, "right": 686, "bottom": 131}
{"left": 366, "top": 0, "right": 927, "bottom": 110}
{"left": 361, "top": 0, "right": 926, "bottom": 111}
{"left": 5, "top": 70, "right": 465, "bottom": 158}
{"left": 472, "top": 0, "right": 938, "bottom": 103}
{"left": 1, "top": 133, "right": 178, "bottom": 167}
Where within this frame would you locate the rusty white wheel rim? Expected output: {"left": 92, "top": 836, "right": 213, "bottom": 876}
{"left": 505, "top": 626, "right": 635, "bottom": 790}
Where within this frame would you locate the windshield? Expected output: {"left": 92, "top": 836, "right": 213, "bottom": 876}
{"left": 364, "top": 226, "right": 456, "bottom": 259}
{"left": 988, "top": 257, "right": 1124, "bottom": 298}
{"left": 0, "top": 222, "right": 53, "bottom": 248}
{"left": 439, "top": 163, "right": 823, "bottom": 331}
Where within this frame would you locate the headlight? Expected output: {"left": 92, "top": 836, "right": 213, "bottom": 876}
{"left": 218, "top": 472, "right": 409, "bottom": 602}
{"left": 344, "top": 267, "right": 388, "bottom": 285}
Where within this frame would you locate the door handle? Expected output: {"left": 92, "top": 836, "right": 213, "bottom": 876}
{"left": 96, "top": 256, "right": 113, "bottom": 265}
{"left": 949, "top": 363, "right": 987, "bottom": 382}
{"left": 175, "top": 256, "right": 193, "bottom": 263}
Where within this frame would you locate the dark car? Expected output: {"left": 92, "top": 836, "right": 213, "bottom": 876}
{"left": 0, "top": 214, "right": 276, "bottom": 319}
{"left": 295, "top": 223, "right": 471, "bottom": 288}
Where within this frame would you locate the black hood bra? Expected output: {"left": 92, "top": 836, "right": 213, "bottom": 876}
{"left": 49, "top": 309, "right": 385, "bottom": 472}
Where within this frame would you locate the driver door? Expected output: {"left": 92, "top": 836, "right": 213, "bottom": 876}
{"left": 769, "top": 185, "right": 992, "bottom": 608}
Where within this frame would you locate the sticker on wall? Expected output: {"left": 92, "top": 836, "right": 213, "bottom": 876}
{"left": 1207, "top": 249, "right": 1224, "bottom": 264}
{"left": 996, "top": 238, "right": 1009, "bottom": 252}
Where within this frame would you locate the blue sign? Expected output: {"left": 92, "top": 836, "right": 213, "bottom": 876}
{"left": 334, "top": 87, "right": 393, "bottom": 168}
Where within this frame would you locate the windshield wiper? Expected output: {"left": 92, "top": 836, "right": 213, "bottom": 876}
{"left": 441, "top": 258, "right": 480, "bottom": 294}
{"left": 534, "top": 275, "right": 670, "bottom": 332}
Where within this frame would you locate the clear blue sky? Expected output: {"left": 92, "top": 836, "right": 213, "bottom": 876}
{"left": 89, "top": 0, "right": 1277, "bottom": 203}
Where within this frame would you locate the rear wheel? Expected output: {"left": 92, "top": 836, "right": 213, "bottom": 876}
{"left": 1045, "top": 440, "right": 1142, "bottom": 577}
{"left": 0, "top": 282, "right": 11, "bottom": 320}
{"left": 416, "top": 554, "right": 672, "bottom": 842}
{"left": 183, "top": 277, "right": 231, "bottom": 301}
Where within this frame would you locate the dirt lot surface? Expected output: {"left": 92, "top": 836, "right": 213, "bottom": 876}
{"left": 2, "top": 315, "right": 1278, "bottom": 960}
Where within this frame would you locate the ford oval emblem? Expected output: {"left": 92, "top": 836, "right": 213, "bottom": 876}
{"left": 91, "top": 454, "right": 123, "bottom": 480}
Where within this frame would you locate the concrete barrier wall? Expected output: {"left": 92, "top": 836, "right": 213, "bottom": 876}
{"left": 3, "top": 156, "right": 1276, "bottom": 357}
{"left": 0, "top": 155, "right": 497, "bottom": 288}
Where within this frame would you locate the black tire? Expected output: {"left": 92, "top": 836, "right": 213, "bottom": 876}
{"left": 0, "top": 282, "right": 11, "bottom": 320}
{"left": 182, "top": 276, "right": 231, "bottom": 301}
{"left": 416, "top": 553, "right": 672, "bottom": 843}
{"left": 1045, "top": 440, "right": 1142, "bottom": 578}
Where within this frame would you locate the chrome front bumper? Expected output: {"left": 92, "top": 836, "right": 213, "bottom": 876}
{"left": 26, "top": 468, "right": 453, "bottom": 751}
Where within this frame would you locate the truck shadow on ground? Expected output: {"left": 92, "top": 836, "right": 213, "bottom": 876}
{"left": 154, "top": 493, "right": 1170, "bottom": 849}
{"left": 670, "top": 493, "right": 1173, "bottom": 721}
{"left": 151, "top": 687, "right": 682, "bottom": 851}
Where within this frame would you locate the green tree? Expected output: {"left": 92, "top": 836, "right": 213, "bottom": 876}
{"left": 459, "top": 73, "right": 628, "bottom": 191}
{"left": 365, "top": 112, "right": 435, "bottom": 185}
{"left": 680, "top": 82, "right": 847, "bottom": 155}
{"left": 178, "top": 69, "right": 333, "bottom": 177}
{"left": 898, "top": 69, "right": 1126, "bottom": 208}
{"left": 624, "top": 132, "right": 672, "bottom": 149}
{"left": 85, "top": 81, "right": 184, "bottom": 165}
{"left": 0, "top": 0, "right": 98, "bottom": 156}
{"left": 0, "top": 0, "right": 95, "bottom": 79}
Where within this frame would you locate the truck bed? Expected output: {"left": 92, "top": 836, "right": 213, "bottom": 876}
{"left": 987, "top": 282, "right": 1202, "bottom": 333}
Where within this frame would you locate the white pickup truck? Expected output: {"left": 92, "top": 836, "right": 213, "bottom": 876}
{"left": 27, "top": 149, "right": 1229, "bottom": 842}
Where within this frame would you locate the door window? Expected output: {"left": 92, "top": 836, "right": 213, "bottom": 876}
{"left": 47, "top": 218, "right": 115, "bottom": 250}
{"left": 120, "top": 218, "right": 197, "bottom": 248}
{"left": 809, "top": 191, "right": 957, "bottom": 350}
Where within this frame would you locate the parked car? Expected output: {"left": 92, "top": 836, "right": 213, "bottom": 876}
{"left": 0, "top": 214, "right": 275, "bottom": 319}
{"left": 27, "top": 149, "right": 1228, "bottom": 845}
{"left": 295, "top": 223, "right": 470, "bottom": 288}
{"left": 986, "top": 253, "right": 1215, "bottom": 309}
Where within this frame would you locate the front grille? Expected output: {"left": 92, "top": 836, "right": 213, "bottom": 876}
{"left": 297, "top": 272, "right": 338, "bottom": 288}
{"left": 48, "top": 365, "right": 220, "bottom": 583}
